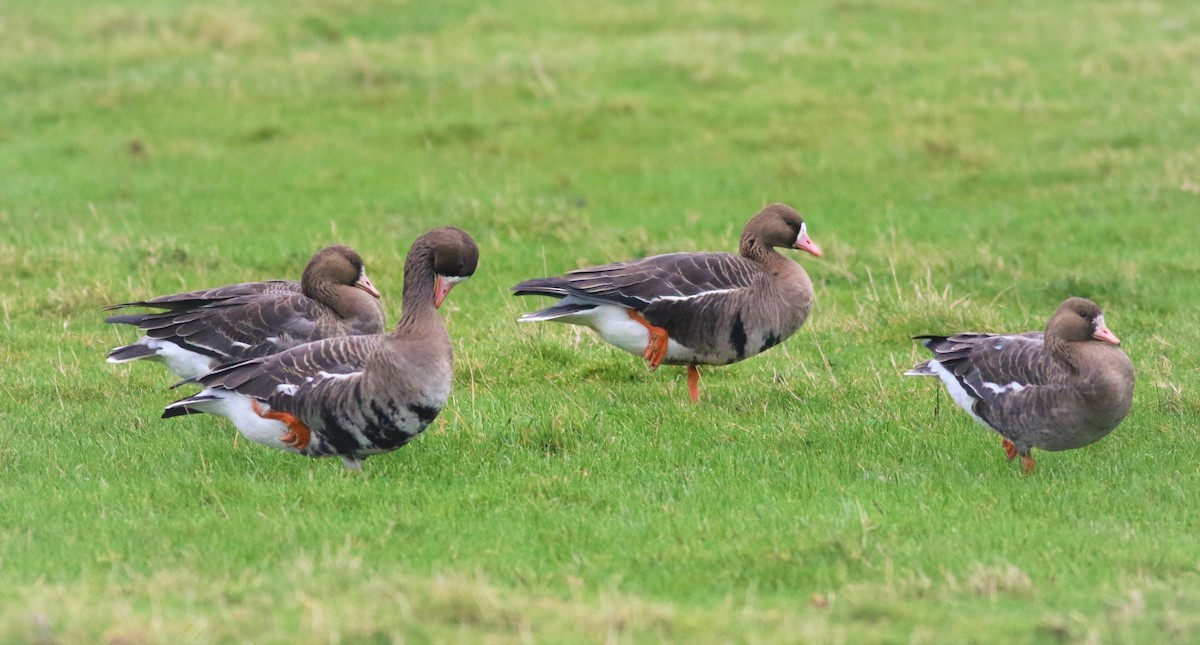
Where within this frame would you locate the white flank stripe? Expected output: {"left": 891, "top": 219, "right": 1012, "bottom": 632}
{"left": 982, "top": 380, "right": 1026, "bottom": 394}
{"left": 317, "top": 370, "right": 359, "bottom": 381}
{"left": 647, "top": 287, "right": 739, "bottom": 303}
{"left": 275, "top": 383, "right": 299, "bottom": 396}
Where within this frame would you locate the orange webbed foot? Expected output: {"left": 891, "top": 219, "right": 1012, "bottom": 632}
{"left": 252, "top": 400, "right": 313, "bottom": 450}
{"left": 644, "top": 327, "right": 669, "bottom": 370}
{"left": 1002, "top": 438, "right": 1018, "bottom": 461}
{"left": 628, "top": 309, "right": 669, "bottom": 371}
{"left": 1020, "top": 453, "right": 1036, "bottom": 475}
{"left": 278, "top": 423, "right": 312, "bottom": 450}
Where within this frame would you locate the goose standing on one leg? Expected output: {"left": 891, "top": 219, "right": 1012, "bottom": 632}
{"left": 905, "top": 297, "right": 1135, "bottom": 474}
{"left": 162, "top": 228, "right": 479, "bottom": 470}
{"left": 105, "top": 245, "right": 386, "bottom": 379}
{"left": 512, "top": 203, "right": 823, "bottom": 402}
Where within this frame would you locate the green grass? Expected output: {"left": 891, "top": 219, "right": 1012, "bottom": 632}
{"left": 3, "top": 0, "right": 1200, "bottom": 642}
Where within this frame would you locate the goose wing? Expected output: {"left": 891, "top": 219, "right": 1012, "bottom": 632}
{"left": 193, "top": 334, "right": 374, "bottom": 405}
{"left": 107, "top": 292, "right": 328, "bottom": 361}
{"left": 104, "top": 280, "right": 299, "bottom": 313}
{"left": 513, "top": 252, "right": 761, "bottom": 310}
{"left": 910, "top": 333, "right": 1077, "bottom": 428}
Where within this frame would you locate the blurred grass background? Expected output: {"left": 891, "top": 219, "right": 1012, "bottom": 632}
{"left": 2, "top": 1, "right": 1199, "bottom": 642}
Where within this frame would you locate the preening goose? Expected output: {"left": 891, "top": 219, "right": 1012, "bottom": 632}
{"left": 513, "top": 203, "right": 822, "bottom": 402}
{"left": 162, "top": 228, "right": 479, "bottom": 470}
{"left": 105, "top": 245, "right": 385, "bottom": 379}
{"left": 905, "top": 297, "right": 1135, "bottom": 474}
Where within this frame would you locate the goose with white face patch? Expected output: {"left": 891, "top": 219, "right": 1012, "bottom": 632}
{"left": 162, "top": 228, "right": 479, "bottom": 470}
{"left": 105, "top": 245, "right": 386, "bottom": 379}
{"left": 512, "top": 203, "right": 823, "bottom": 402}
{"left": 905, "top": 297, "right": 1135, "bottom": 474}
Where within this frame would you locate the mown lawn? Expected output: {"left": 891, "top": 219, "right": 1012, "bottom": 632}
{"left": 2, "top": 0, "right": 1199, "bottom": 642}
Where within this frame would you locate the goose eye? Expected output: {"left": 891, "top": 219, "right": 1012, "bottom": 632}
{"left": 1078, "top": 311, "right": 1088, "bottom": 319}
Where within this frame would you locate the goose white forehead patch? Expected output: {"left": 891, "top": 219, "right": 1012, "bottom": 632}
{"left": 794, "top": 222, "right": 808, "bottom": 246}
{"left": 439, "top": 274, "right": 470, "bottom": 284}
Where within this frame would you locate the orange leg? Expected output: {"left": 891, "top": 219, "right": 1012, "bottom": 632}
{"left": 627, "top": 309, "right": 669, "bottom": 371}
{"left": 1002, "top": 438, "right": 1018, "bottom": 461}
{"left": 252, "top": 400, "right": 312, "bottom": 450}
{"left": 1020, "top": 453, "right": 1036, "bottom": 475}
{"left": 687, "top": 365, "right": 701, "bottom": 403}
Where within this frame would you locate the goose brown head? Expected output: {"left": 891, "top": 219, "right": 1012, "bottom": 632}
{"left": 739, "top": 203, "right": 822, "bottom": 258}
{"left": 401, "top": 227, "right": 480, "bottom": 309}
{"left": 1047, "top": 297, "right": 1120, "bottom": 346}
{"left": 302, "top": 245, "right": 381, "bottom": 300}
{"left": 431, "top": 227, "right": 479, "bottom": 308}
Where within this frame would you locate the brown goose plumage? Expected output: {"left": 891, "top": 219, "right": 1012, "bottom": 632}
{"left": 105, "top": 245, "right": 385, "bottom": 379}
{"left": 905, "top": 297, "right": 1135, "bottom": 473}
{"left": 162, "top": 228, "right": 479, "bottom": 470}
{"left": 512, "top": 203, "right": 822, "bottom": 401}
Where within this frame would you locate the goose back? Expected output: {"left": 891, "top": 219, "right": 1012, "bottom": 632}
{"left": 106, "top": 245, "right": 385, "bottom": 378}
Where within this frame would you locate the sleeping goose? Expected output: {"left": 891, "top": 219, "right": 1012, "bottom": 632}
{"left": 162, "top": 227, "right": 479, "bottom": 470}
{"left": 105, "top": 245, "right": 385, "bottom": 379}
{"left": 905, "top": 297, "right": 1135, "bottom": 474}
{"left": 512, "top": 203, "right": 822, "bottom": 402}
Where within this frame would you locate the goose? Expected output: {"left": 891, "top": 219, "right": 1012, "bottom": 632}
{"left": 105, "top": 245, "right": 385, "bottom": 379}
{"left": 162, "top": 227, "right": 479, "bottom": 470}
{"left": 905, "top": 297, "right": 1135, "bottom": 474}
{"left": 513, "top": 203, "right": 822, "bottom": 401}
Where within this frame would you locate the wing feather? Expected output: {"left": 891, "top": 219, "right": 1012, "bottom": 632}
{"left": 104, "top": 280, "right": 299, "bottom": 312}
{"left": 513, "top": 252, "right": 761, "bottom": 310}
{"left": 196, "top": 335, "right": 373, "bottom": 404}
{"left": 911, "top": 332, "right": 1070, "bottom": 414}
{"left": 111, "top": 292, "right": 336, "bottom": 361}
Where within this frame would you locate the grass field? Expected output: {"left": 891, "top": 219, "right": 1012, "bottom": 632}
{"left": 3, "top": 0, "right": 1200, "bottom": 642}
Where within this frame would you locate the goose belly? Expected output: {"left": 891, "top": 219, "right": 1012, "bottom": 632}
{"left": 1026, "top": 412, "right": 1124, "bottom": 452}
{"left": 188, "top": 390, "right": 294, "bottom": 450}
{"left": 305, "top": 397, "right": 444, "bottom": 459}
{"left": 568, "top": 304, "right": 702, "bottom": 364}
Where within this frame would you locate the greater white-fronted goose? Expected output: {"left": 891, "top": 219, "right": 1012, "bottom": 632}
{"left": 905, "top": 297, "right": 1135, "bottom": 474}
{"left": 161, "top": 228, "right": 479, "bottom": 470}
{"left": 105, "top": 245, "right": 385, "bottom": 379}
{"left": 512, "top": 203, "right": 822, "bottom": 401}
